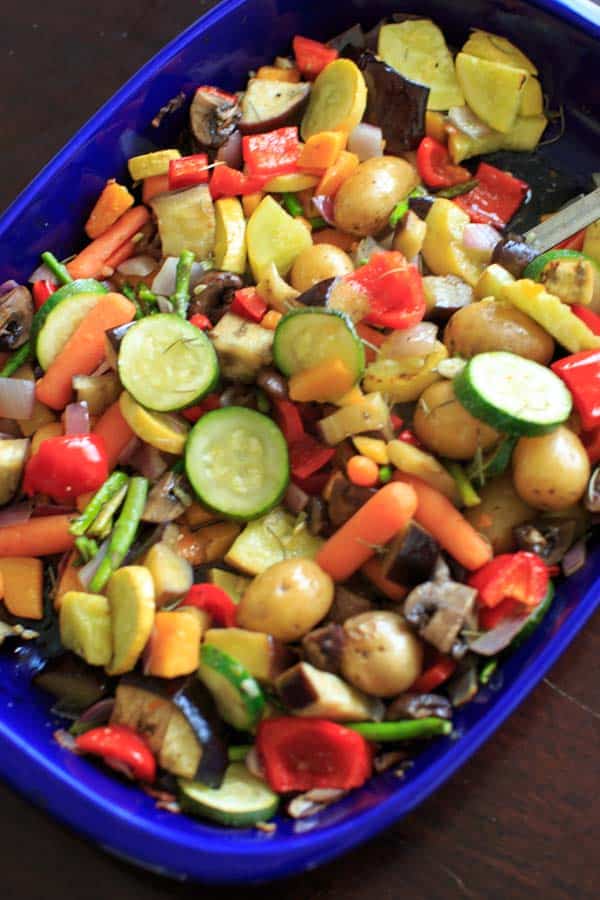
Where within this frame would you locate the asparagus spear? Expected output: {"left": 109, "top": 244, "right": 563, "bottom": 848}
{"left": 89, "top": 476, "right": 149, "bottom": 593}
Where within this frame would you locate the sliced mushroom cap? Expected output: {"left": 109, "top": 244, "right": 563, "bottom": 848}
{"left": 0, "top": 286, "right": 33, "bottom": 351}
{"left": 513, "top": 519, "right": 576, "bottom": 565}
{"left": 404, "top": 576, "right": 477, "bottom": 658}
{"left": 188, "top": 270, "right": 244, "bottom": 324}
{"left": 141, "top": 471, "right": 191, "bottom": 523}
{"left": 325, "top": 471, "right": 377, "bottom": 527}
{"left": 386, "top": 691, "right": 452, "bottom": 721}
{"left": 190, "top": 87, "right": 241, "bottom": 148}
{"left": 301, "top": 623, "right": 345, "bottom": 674}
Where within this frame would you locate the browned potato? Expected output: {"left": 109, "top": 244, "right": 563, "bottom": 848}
{"left": 512, "top": 427, "right": 590, "bottom": 510}
{"left": 340, "top": 611, "right": 423, "bottom": 697}
{"left": 464, "top": 472, "right": 535, "bottom": 553}
{"left": 413, "top": 380, "right": 499, "bottom": 460}
{"left": 443, "top": 299, "right": 555, "bottom": 364}
{"left": 290, "top": 243, "right": 353, "bottom": 293}
{"left": 334, "top": 156, "right": 418, "bottom": 236}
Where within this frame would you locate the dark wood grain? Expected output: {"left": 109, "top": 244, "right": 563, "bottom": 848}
{"left": 0, "top": 2, "right": 599, "bottom": 897}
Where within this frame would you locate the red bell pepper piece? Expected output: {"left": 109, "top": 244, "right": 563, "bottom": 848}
{"left": 478, "top": 597, "right": 521, "bottom": 631}
{"left": 272, "top": 398, "right": 305, "bottom": 444}
{"left": 257, "top": 717, "right": 372, "bottom": 792}
{"left": 555, "top": 228, "right": 586, "bottom": 251}
{"left": 582, "top": 426, "right": 600, "bottom": 464}
{"left": 242, "top": 127, "right": 301, "bottom": 179}
{"left": 168, "top": 153, "right": 210, "bottom": 190}
{"left": 181, "top": 583, "right": 237, "bottom": 628}
{"left": 230, "top": 287, "right": 268, "bottom": 322}
{"left": 289, "top": 433, "right": 335, "bottom": 480}
{"left": 469, "top": 551, "right": 549, "bottom": 610}
{"left": 293, "top": 469, "right": 332, "bottom": 495}
{"left": 188, "top": 312, "right": 212, "bottom": 330}
{"left": 292, "top": 35, "right": 338, "bottom": 80}
{"left": 75, "top": 725, "right": 156, "bottom": 782}
{"left": 416, "top": 137, "right": 472, "bottom": 189}
{"left": 398, "top": 429, "right": 421, "bottom": 447}
{"left": 181, "top": 392, "right": 221, "bottom": 423}
{"left": 346, "top": 251, "right": 426, "bottom": 330}
{"left": 193, "top": 84, "right": 238, "bottom": 104}
{"left": 572, "top": 304, "right": 600, "bottom": 336}
{"left": 23, "top": 434, "right": 109, "bottom": 504}
{"left": 410, "top": 654, "right": 456, "bottom": 692}
{"left": 209, "top": 165, "right": 266, "bottom": 200}
{"left": 551, "top": 349, "right": 600, "bottom": 431}
{"left": 454, "top": 162, "right": 529, "bottom": 229}
{"left": 32, "top": 280, "right": 56, "bottom": 310}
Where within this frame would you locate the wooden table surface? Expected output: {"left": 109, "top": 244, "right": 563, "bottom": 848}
{"left": 1, "top": 2, "right": 598, "bottom": 897}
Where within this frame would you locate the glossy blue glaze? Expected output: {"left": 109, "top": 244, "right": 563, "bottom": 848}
{"left": 0, "top": 0, "right": 599, "bottom": 884}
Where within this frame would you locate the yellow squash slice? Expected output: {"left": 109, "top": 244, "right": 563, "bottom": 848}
{"left": 462, "top": 29, "right": 538, "bottom": 74}
{"left": 246, "top": 195, "right": 312, "bottom": 281}
{"left": 106, "top": 566, "right": 156, "bottom": 675}
{"left": 214, "top": 197, "right": 247, "bottom": 275}
{"left": 59, "top": 591, "right": 112, "bottom": 666}
{"left": 119, "top": 391, "right": 189, "bottom": 454}
{"left": 455, "top": 53, "right": 528, "bottom": 133}
{"left": 301, "top": 59, "right": 367, "bottom": 140}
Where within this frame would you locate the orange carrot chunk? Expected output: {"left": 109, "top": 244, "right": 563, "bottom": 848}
{"left": 85, "top": 180, "right": 135, "bottom": 240}
{"left": 93, "top": 398, "right": 135, "bottom": 470}
{"left": 67, "top": 206, "right": 150, "bottom": 280}
{"left": 0, "top": 516, "right": 75, "bottom": 558}
{"left": 143, "top": 610, "right": 202, "bottom": 678}
{"left": 0, "top": 558, "right": 44, "bottom": 619}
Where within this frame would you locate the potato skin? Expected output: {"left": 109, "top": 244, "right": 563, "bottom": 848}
{"left": 444, "top": 299, "right": 555, "bottom": 364}
{"left": 290, "top": 243, "right": 353, "bottom": 294}
{"left": 465, "top": 472, "right": 535, "bottom": 553}
{"left": 334, "top": 156, "right": 418, "bottom": 236}
{"left": 512, "top": 427, "right": 590, "bottom": 511}
{"left": 236, "top": 558, "right": 334, "bottom": 642}
{"left": 413, "top": 379, "right": 499, "bottom": 460}
{"left": 340, "top": 611, "right": 423, "bottom": 697}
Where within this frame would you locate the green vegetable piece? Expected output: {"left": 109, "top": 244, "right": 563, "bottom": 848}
{"left": 379, "top": 464, "right": 393, "bottom": 484}
{"left": 70, "top": 471, "right": 130, "bottom": 537}
{"left": 437, "top": 178, "right": 479, "bottom": 199}
{"left": 522, "top": 248, "right": 598, "bottom": 282}
{"left": 0, "top": 342, "right": 32, "bottom": 377}
{"left": 227, "top": 744, "right": 253, "bottom": 762}
{"left": 309, "top": 216, "right": 328, "bottom": 230}
{"left": 41, "top": 251, "right": 73, "bottom": 286}
{"left": 282, "top": 192, "right": 304, "bottom": 217}
{"left": 74, "top": 536, "right": 99, "bottom": 564}
{"left": 89, "top": 476, "right": 149, "bottom": 593}
{"left": 479, "top": 659, "right": 498, "bottom": 684}
{"left": 88, "top": 482, "right": 130, "bottom": 539}
{"left": 348, "top": 717, "right": 452, "bottom": 741}
{"left": 170, "top": 249, "right": 195, "bottom": 318}
{"left": 445, "top": 461, "right": 481, "bottom": 507}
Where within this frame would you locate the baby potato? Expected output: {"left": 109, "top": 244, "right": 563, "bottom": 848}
{"left": 334, "top": 156, "right": 418, "bottom": 236}
{"left": 236, "top": 558, "right": 334, "bottom": 642}
{"left": 512, "top": 427, "right": 590, "bottom": 511}
{"left": 465, "top": 472, "right": 535, "bottom": 553}
{"left": 444, "top": 299, "right": 555, "bottom": 364}
{"left": 413, "top": 379, "right": 499, "bottom": 460}
{"left": 290, "top": 243, "right": 354, "bottom": 294}
{"left": 341, "top": 611, "right": 423, "bottom": 697}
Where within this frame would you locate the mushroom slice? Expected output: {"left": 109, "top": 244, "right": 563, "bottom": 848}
{"left": 386, "top": 691, "right": 452, "bottom": 721}
{"left": 188, "top": 270, "right": 244, "bottom": 324}
{"left": 404, "top": 576, "right": 477, "bottom": 657}
{"left": 141, "top": 471, "right": 192, "bottom": 523}
{"left": 190, "top": 86, "right": 241, "bottom": 148}
{"left": 0, "top": 286, "right": 34, "bottom": 351}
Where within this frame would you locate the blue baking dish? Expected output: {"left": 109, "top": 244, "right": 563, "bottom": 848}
{"left": 1, "top": 0, "right": 600, "bottom": 884}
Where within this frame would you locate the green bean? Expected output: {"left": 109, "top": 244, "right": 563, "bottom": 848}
{"left": 41, "top": 251, "right": 73, "bottom": 286}
{"left": 437, "top": 179, "right": 479, "bottom": 199}
{"left": 479, "top": 659, "right": 498, "bottom": 685}
{"left": 309, "top": 216, "right": 327, "bottom": 230}
{"left": 88, "top": 482, "right": 129, "bottom": 538}
{"left": 69, "top": 471, "right": 129, "bottom": 537}
{"left": 347, "top": 717, "right": 452, "bottom": 742}
{"left": 0, "top": 341, "right": 32, "bottom": 377}
{"left": 446, "top": 462, "right": 481, "bottom": 508}
{"left": 89, "top": 476, "right": 149, "bottom": 592}
{"left": 282, "top": 192, "right": 304, "bottom": 217}
{"left": 74, "top": 536, "right": 99, "bottom": 564}
{"left": 170, "top": 250, "right": 195, "bottom": 318}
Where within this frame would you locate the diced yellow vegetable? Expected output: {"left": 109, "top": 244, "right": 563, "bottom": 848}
{"left": 289, "top": 358, "right": 355, "bottom": 403}
{"left": 144, "top": 610, "right": 202, "bottom": 679}
{"left": 301, "top": 59, "right": 367, "bottom": 140}
{"left": 151, "top": 185, "right": 215, "bottom": 259}
{"left": 204, "top": 627, "right": 293, "bottom": 683}
{"left": 225, "top": 507, "right": 323, "bottom": 575}
{"left": 352, "top": 436, "right": 389, "bottom": 465}
{"left": 0, "top": 557, "right": 43, "bottom": 619}
{"left": 213, "top": 197, "right": 246, "bottom": 275}
{"left": 247, "top": 195, "right": 312, "bottom": 281}
{"left": 422, "top": 199, "right": 485, "bottom": 286}
{"left": 0, "top": 439, "right": 29, "bottom": 506}
{"left": 387, "top": 440, "right": 459, "bottom": 503}
{"left": 520, "top": 77, "right": 544, "bottom": 116}
{"left": 539, "top": 258, "right": 597, "bottom": 306}
{"left": 334, "top": 385, "right": 364, "bottom": 407}
{"left": 31, "top": 421, "right": 63, "bottom": 456}
{"left": 263, "top": 173, "right": 319, "bottom": 192}
{"left": 501, "top": 115, "right": 548, "bottom": 151}
{"left": 242, "top": 191, "right": 264, "bottom": 218}
{"left": 17, "top": 400, "right": 56, "bottom": 437}
{"left": 119, "top": 391, "right": 189, "bottom": 454}
{"left": 474, "top": 264, "right": 516, "bottom": 300}
{"left": 502, "top": 280, "right": 600, "bottom": 353}
{"left": 378, "top": 20, "right": 464, "bottom": 110}
{"left": 462, "top": 29, "right": 538, "bottom": 74}
{"left": 106, "top": 566, "right": 156, "bottom": 675}
{"left": 392, "top": 210, "right": 427, "bottom": 259}
{"left": 425, "top": 110, "right": 448, "bottom": 143}
{"left": 128, "top": 149, "right": 181, "bottom": 181}
{"left": 144, "top": 542, "right": 193, "bottom": 608}
{"left": 448, "top": 126, "right": 503, "bottom": 164}
{"left": 455, "top": 53, "right": 528, "bottom": 133}
{"left": 256, "top": 261, "right": 300, "bottom": 313}
{"left": 583, "top": 220, "right": 600, "bottom": 266}
{"left": 207, "top": 568, "right": 251, "bottom": 604}
{"left": 59, "top": 591, "right": 112, "bottom": 666}
{"left": 362, "top": 342, "right": 448, "bottom": 402}
{"left": 319, "top": 392, "right": 391, "bottom": 445}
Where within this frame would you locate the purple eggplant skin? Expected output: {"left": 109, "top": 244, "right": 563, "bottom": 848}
{"left": 342, "top": 48, "right": 429, "bottom": 152}
{"left": 491, "top": 233, "right": 539, "bottom": 277}
{"left": 33, "top": 653, "right": 109, "bottom": 713}
{"left": 302, "top": 623, "right": 345, "bottom": 674}
{"left": 327, "top": 23, "right": 365, "bottom": 52}
{"left": 382, "top": 522, "right": 440, "bottom": 590}
{"left": 295, "top": 277, "right": 335, "bottom": 307}
{"left": 172, "top": 679, "right": 229, "bottom": 788}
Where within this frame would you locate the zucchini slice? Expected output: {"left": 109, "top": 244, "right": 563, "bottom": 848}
{"left": 454, "top": 351, "right": 572, "bottom": 436}
{"left": 34, "top": 280, "right": 108, "bottom": 370}
{"left": 178, "top": 762, "right": 278, "bottom": 827}
{"left": 198, "top": 644, "right": 265, "bottom": 732}
{"left": 185, "top": 407, "right": 289, "bottom": 520}
{"left": 273, "top": 307, "right": 365, "bottom": 380}
{"left": 118, "top": 314, "right": 219, "bottom": 412}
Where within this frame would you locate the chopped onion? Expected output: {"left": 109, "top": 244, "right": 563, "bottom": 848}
{"left": 0, "top": 500, "right": 33, "bottom": 528}
{"left": 64, "top": 401, "right": 90, "bottom": 435}
{"left": 152, "top": 257, "right": 212, "bottom": 296}
{"left": 448, "top": 106, "right": 494, "bottom": 140}
{"left": 54, "top": 729, "right": 78, "bottom": 752}
{"left": 129, "top": 443, "right": 169, "bottom": 481}
{"left": 284, "top": 482, "right": 309, "bottom": 515}
{"left": 562, "top": 538, "right": 587, "bottom": 576}
{"left": 0, "top": 279, "right": 19, "bottom": 297}
{"left": 245, "top": 747, "right": 265, "bottom": 780}
{"left": 380, "top": 322, "right": 438, "bottom": 359}
{"left": 78, "top": 539, "right": 109, "bottom": 589}
{"left": 0, "top": 378, "right": 35, "bottom": 419}
{"left": 79, "top": 697, "right": 115, "bottom": 725}
{"left": 156, "top": 296, "right": 173, "bottom": 313}
{"left": 90, "top": 359, "right": 112, "bottom": 377}
{"left": 469, "top": 615, "right": 529, "bottom": 655}
{"left": 463, "top": 224, "right": 501, "bottom": 261}
{"left": 29, "top": 261, "right": 57, "bottom": 284}
{"left": 352, "top": 236, "right": 385, "bottom": 266}
{"left": 216, "top": 130, "right": 243, "bottom": 170}
{"left": 311, "top": 194, "right": 336, "bottom": 227}
{"left": 0, "top": 418, "right": 22, "bottom": 437}
{"left": 117, "top": 435, "right": 141, "bottom": 465}
{"left": 348, "top": 123, "right": 384, "bottom": 161}
{"left": 116, "top": 254, "right": 156, "bottom": 278}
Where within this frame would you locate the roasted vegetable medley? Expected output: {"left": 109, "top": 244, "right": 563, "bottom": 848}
{"left": 2, "top": 17, "right": 600, "bottom": 829}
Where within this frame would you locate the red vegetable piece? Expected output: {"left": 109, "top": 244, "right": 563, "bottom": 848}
{"left": 346, "top": 251, "right": 426, "bottom": 330}
{"left": 181, "top": 583, "right": 237, "bottom": 628}
{"left": 181, "top": 392, "right": 221, "bottom": 423}
{"left": 293, "top": 35, "right": 338, "bottom": 80}
{"left": 469, "top": 551, "right": 549, "bottom": 610}
{"left": 478, "top": 597, "right": 521, "bottom": 631}
{"left": 209, "top": 165, "right": 266, "bottom": 200}
{"left": 32, "top": 280, "right": 56, "bottom": 310}
{"left": 230, "top": 287, "right": 268, "bottom": 323}
{"left": 454, "top": 162, "right": 529, "bottom": 229}
{"left": 168, "top": 153, "right": 210, "bottom": 190}
{"left": 292, "top": 469, "right": 331, "bottom": 495}
{"left": 23, "top": 434, "right": 109, "bottom": 504}
{"left": 555, "top": 228, "right": 586, "bottom": 251}
{"left": 289, "top": 433, "right": 335, "bottom": 480}
{"left": 75, "top": 725, "right": 156, "bottom": 782}
{"left": 416, "top": 137, "right": 471, "bottom": 189}
{"left": 188, "top": 313, "right": 212, "bottom": 331}
{"left": 272, "top": 398, "right": 305, "bottom": 444}
{"left": 410, "top": 654, "right": 456, "bottom": 692}
{"left": 572, "top": 304, "right": 600, "bottom": 336}
{"left": 551, "top": 349, "right": 600, "bottom": 431}
{"left": 242, "top": 127, "right": 301, "bottom": 179}
{"left": 257, "top": 717, "right": 372, "bottom": 792}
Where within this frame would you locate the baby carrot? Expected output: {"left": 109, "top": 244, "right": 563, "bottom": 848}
{"left": 67, "top": 206, "right": 150, "bottom": 280}
{"left": 394, "top": 473, "right": 492, "bottom": 571}
{"left": 361, "top": 556, "right": 407, "bottom": 602}
{"left": 104, "top": 238, "right": 137, "bottom": 271}
{"left": 316, "top": 482, "right": 417, "bottom": 581}
{"left": 93, "top": 398, "right": 136, "bottom": 470}
{"left": 0, "top": 515, "right": 75, "bottom": 558}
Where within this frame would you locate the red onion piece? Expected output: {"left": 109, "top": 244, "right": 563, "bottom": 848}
{"left": 0, "top": 500, "right": 33, "bottom": 528}
{"left": 90, "top": 359, "right": 112, "bottom": 377}
{"left": 116, "top": 254, "right": 156, "bottom": 278}
{"left": 64, "top": 401, "right": 90, "bottom": 435}
{"left": 463, "top": 224, "right": 501, "bottom": 262}
{"left": 117, "top": 435, "right": 141, "bottom": 465}
{"left": 0, "top": 279, "right": 19, "bottom": 297}
{"left": 0, "top": 378, "right": 35, "bottom": 419}
{"left": 129, "top": 443, "right": 169, "bottom": 480}
{"left": 380, "top": 322, "right": 438, "bottom": 358}
{"left": 79, "top": 697, "right": 115, "bottom": 725}
{"left": 448, "top": 106, "right": 494, "bottom": 140}
{"left": 284, "top": 482, "right": 310, "bottom": 515}
{"left": 562, "top": 538, "right": 587, "bottom": 576}
{"left": 216, "top": 130, "right": 243, "bottom": 170}
{"left": 54, "top": 729, "right": 79, "bottom": 752}
{"left": 469, "top": 614, "right": 529, "bottom": 656}
{"left": 312, "top": 195, "right": 336, "bottom": 227}
{"left": 79, "top": 539, "right": 109, "bottom": 589}
{"left": 29, "top": 261, "right": 57, "bottom": 284}
{"left": 32, "top": 503, "right": 77, "bottom": 517}
{"left": 348, "top": 123, "right": 384, "bottom": 161}
{"left": 156, "top": 296, "right": 174, "bottom": 313}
